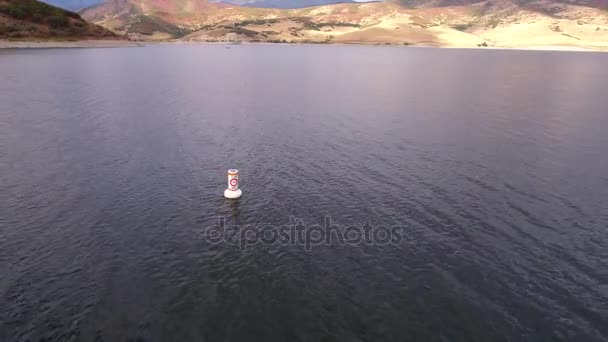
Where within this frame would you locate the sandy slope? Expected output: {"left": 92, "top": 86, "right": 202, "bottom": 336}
{"left": 476, "top": 19, "right": 608, "bottom": 50}
{"left": 81, "top": 0, "right": 608, "bottom": 50}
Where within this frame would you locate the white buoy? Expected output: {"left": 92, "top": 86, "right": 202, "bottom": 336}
{"left": 223, "top": 169, "right": 242, "bottom": 199}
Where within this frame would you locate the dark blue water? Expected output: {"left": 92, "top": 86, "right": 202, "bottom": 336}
{"left": 1, "top": 44, "right": 607, "bottom": 342}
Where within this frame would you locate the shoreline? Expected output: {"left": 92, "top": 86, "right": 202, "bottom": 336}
{"left": 1, "top": 39, "right": 606, "bottom": 52}
{"left": 0, "top": 40, "right": 144, "bottom": 49}
{"left": 163, "top": 41, "right": 608, "bottom": 52}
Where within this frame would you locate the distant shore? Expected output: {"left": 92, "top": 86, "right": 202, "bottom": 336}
{"left": 444, "top": 44, "right": 608, "bottom": 52}
{"left": 1, "top": 39, "right": 606, "bottom": 52}
{"left": 0, "top": 40, "right": 143, "bottom": 49}
{"left": 171, "top": 41, "right": 608, "bottom": 52}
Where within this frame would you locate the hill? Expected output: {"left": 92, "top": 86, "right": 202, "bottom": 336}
{"left": 0, "top": 0, "right": 118, "bottom": 40}
{"left": 80, "top": 0, "right": 608, "bottom": 50}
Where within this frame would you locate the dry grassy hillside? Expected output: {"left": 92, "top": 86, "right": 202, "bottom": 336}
{"left": 81, "top": 0, "right": 608, "bottom": 49}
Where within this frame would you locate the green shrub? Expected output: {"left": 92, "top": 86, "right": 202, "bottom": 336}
{"left": 452, "top": 23, "right": 473, "bottom": 31}
{"left": 235, "top": 19, "right": 278, "bottom": 27}
{"left": 48, "top": 14, "right": 69, "bottom": 29}
{"left": 232, "top": 27, "right": 259, "bottom": 38}
{"left": 7, "top": 6, "right": 27, "bottom": 19}
{"left": 32, "top": 13, "right": 43, "bottom": 23}
{"left": 487, "top": 18, "right": 500, "bottom": 28}
{"left": 303, "top": 21, "right": 320, "bottom": 31}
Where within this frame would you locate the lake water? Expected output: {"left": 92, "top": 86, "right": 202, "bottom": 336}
{"left": 1, "top": 44, "right": 607, "bottom": 341}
